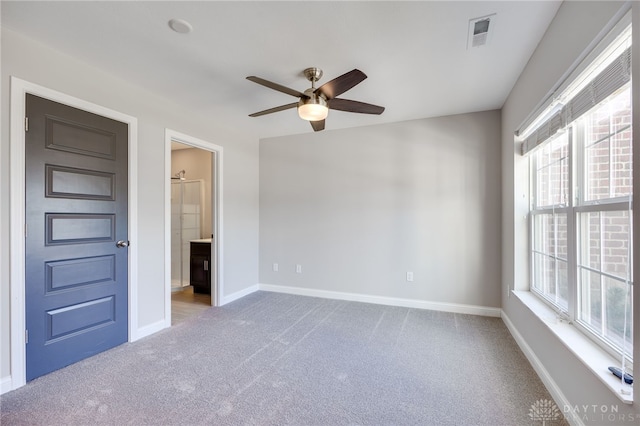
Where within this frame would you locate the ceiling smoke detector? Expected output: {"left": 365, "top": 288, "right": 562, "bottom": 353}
{"left": 168, "top": 18, "right": 193, "bottom": 34}
{"left": 467, "top": 14, "right": 496, "bottom": 49}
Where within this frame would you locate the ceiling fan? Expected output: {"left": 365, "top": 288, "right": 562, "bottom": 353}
{"left": 246, "top": 68, "right": 385, "bottom": 132}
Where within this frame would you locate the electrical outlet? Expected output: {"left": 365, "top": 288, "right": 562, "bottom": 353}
{"left": 296, "top": 264, "right": 302, "bottom": 274}
{"left": 273, "top": 263, "right": 279, "bottom": 272}
{"left": 406, "top": 271, "right": 414, "bottom": 282}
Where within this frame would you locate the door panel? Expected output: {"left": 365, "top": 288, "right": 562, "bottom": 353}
{"left": 47, "top": 296, "right": 115, "bottom": 339}
{"left": 46, "top": 164, "right": 116, "bottom": 200}
{"left": 45, "top": 115, "right": 117, "bottom": 159}
{"left": 25, "top": 94, "right": 128, "bottom": 381}
{"left": 46, "top": 255, "right": 116, "bottom": 290}
{"left": 46, "top": 213, "right": 115, "bottom": 244}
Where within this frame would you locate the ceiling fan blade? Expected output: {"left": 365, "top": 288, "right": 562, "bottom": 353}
{"left": 249, "top": 102, "right": 298, "bottom": 117}
{"left": 310, "top": 119, "right": 325, "bottom": 132}
{"left": 316, "top": 69, "right": 367, "bottom": 99}
{"left": 246, "top": 76, "right": 307, "bottom": 98}
{"left": 328, "top": 98, "right": 385, "bottom": 115}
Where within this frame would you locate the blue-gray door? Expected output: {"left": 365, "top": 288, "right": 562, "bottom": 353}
{"left": 25, "top": 94, "right": 129, "bottom": 381}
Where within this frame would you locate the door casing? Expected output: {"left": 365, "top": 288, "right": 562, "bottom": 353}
{"left": 164, "top": 129, "right": 223, "bottom": 323}
{"left": 9, "top": 77, "right": 139, "bottom": 391}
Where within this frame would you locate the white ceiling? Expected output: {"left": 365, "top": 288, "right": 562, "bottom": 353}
{"left": 2, "top": 1, "right": 562, "bottom": 139}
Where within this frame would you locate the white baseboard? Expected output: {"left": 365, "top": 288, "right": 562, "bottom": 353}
{"left": 133, "top": 319, "right": 168, "bottom": 341}
{"left": 221, "top": 284, "right": 259, "bottom": 305}
{"left": 1, "top": 375, "right": 13, "bottom": 395}
{"left": 258, "top": 283, "right": 501, "bottom": 317}
{"left": 501, "top": 312, "right": 582, "bottom": 426}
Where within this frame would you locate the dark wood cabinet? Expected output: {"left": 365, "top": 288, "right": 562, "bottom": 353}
{"left": 190, "top": 241, "right": 211, "bottom": 294}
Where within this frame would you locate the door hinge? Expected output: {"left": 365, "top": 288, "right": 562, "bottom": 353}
{"left": 25, "top": 117, "right": 29, "bottom": 132}
{"left": 25, "top": 329, "right": 28, "bottom": 344}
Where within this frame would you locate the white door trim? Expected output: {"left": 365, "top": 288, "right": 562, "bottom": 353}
{"left": 164, "top": 129, "right": 224, "bottom": 325}
{"left": 9, "top": 77, "right": 139, "bottom": 391}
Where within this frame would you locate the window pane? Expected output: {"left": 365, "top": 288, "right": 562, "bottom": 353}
{"left": 578, "top": 270, "right": 633, "bottom": 356}
{"left": 579, "top": 269, "right": 603, "bottom": 330}
{"left": 532, "top": 252, "right": 550, "bottom": 294}
{"left": 578, "top": 210, "right": 630, "bottom": 280}
{"left": 583, "top": 85, "right": 632, "bottom": 201}
{"left": 537, "top": 142, "right": 551, "bottom": 169}
{"left": 602, "top": 211, "right": 631, "bottom": 279}
{"left": 532, "top": 213, "right": 567, "bottom": 259}
{"left": 556, "top": 259, "right": 569, "bottom": 311}
{"left": 537, "top": 164, "right": 550, "bottom": 207}
{"left": 535, "top": 134, "right": 568, "bottom": 207}
{"left": 531, "top": 210, "right": 568, "bottom": 312}
{"left": 585, "top": 139, "right": 610, "bottom": 201}
{"left": 603, "top": 277, "right": 633, "bottom": 355}
{"left": 611, "top": 128, "right": 632, "bottom": 198}
{"left": 610, "top": 85, "right": 632, "bottom": 135}
{"left": 585, "top": 103, "right": 611, "bottom": 146}
{"left": 532, "top": 214, "right": 552, "bottom": 254}
{"left": 533, "top": 255, "right": 568, "bottom": 312}
{"left": 581, "top": 211, "right": 601, "bottom": 270}
{"left": 556, "top": 214, "right": 568, "bottom": 261}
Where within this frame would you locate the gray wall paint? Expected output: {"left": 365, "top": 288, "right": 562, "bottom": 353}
{"left": 502, "top": 0, "right": 640, "bottom": 420}
{"left": 0, "top": 29, "right": 259, "bottom": 381}
{"left": 260, "top": 111, "right": 502, "bottom": 308}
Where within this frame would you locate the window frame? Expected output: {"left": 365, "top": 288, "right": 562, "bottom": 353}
{"left": 529, "top": 131, "right": 574, "bottom": 316}
{"left": 528, "top": 83, "right": 633, "bottom": 367}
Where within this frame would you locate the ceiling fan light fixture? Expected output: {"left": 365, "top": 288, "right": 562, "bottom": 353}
{"left": 247, "top": 68, "right": 384, "bottom": 131}
{"left": 298, "top": 95, "right": 328, "bottom": 121}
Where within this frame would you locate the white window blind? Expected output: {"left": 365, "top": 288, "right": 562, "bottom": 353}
{"left": 521, "top": 47, "right": 631, "bottom": 155}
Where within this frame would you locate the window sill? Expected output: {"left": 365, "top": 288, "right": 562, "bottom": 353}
{"left": 512, "top": 290, "right": 633, "bottom": 404}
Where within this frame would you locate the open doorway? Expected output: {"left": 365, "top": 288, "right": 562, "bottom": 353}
{"left": 170, "top": 141, "right": 211, "bottom": 323}
{"left": 164, "top": 129, "right": 223, "bottom": 327}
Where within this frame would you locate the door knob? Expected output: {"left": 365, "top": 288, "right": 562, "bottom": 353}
{"left": 116, "top": 240, "right": 129, "bottom": 248}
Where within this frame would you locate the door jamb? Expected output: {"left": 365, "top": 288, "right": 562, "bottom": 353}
{"left": 164, "top": 129, "right": 223, "bottom": 325}
{"left": 9, "top": 77, "right": 139, "bottom": 390}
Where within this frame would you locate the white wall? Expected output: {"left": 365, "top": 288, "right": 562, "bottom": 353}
{"left": 260, "top": 111, "right": 502, "bottom": 310}
{"left": 0, "top": 29, "right": 259, "bottom": 384}
{"left": 171, "top": 148, "right": 213, "bottom": 239}
{"left": 502, "top": 1, "right": 640, "bottom": 422}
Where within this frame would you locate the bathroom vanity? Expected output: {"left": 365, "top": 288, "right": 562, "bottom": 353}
{"left": 190, "top": 239, "right": 211, "bottom": 294}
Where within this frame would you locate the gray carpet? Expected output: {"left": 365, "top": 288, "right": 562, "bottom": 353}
{"left": 1, "top": 291, "right": 564, "bottom": 425}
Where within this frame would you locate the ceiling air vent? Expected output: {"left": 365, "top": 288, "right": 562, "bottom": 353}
{"left": 467, "top": 14, "right": 496, "bottom": 49}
